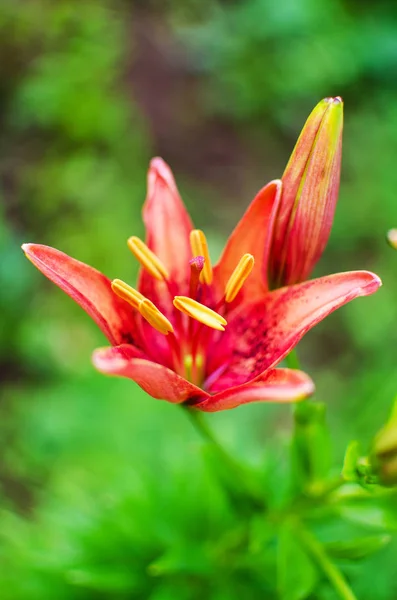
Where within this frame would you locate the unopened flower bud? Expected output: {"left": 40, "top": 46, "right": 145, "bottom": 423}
{"left": 387, "top": 229, "right": 397, "bottom": 250}
{"left": 270, "top": 97, "right": 343, "bottom": 287}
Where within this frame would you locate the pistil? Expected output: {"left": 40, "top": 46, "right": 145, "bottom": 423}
{"left": 183, "top": 352, "right": 204, "bottom": 386}
{"left": 189, "top": 256, "right": 205, "bottom": 298}
{"left": 190, "top": 229, "right": 213, "bottom": 284}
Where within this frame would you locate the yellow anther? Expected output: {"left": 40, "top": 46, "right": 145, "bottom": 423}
{"left": 111, "top": 279, "right": 145, "bottom": 309}
{"left": 127, "top": 236, "right": 169, "bottom": 281}
{"left": 139, "top": 299, "right": 174, "bottom": 335}
{"left": 173, "top": 296, "right": 227, "bottom": 331}
{"left": 189, "top": 229, "right": 213, "bottom": 284}
{"left": 225, "top": 253, "right": 255, "bottom": 303}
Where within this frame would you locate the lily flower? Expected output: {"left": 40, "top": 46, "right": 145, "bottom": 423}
{"left": 270, "top": 97, "right": 343, "bottom": 287}
{"left": 22, "top": 158, "right": 380, "bottom": 412}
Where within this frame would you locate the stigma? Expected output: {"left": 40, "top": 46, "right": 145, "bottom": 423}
{"left": 190, "top": 229, "right": 213, "bottom": 284}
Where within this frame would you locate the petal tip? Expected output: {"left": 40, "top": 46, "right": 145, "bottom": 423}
{"left": 149, "top": 157, "right": 171, "bottom": 181}
{"left": 147, "top": 157, "right": 176, "bottom": 194}
{"left": 21, "top": 242, "right": 34, "bottom": 255}
{"left": 149, "top": 156, "right": 166, "bottom": 170}
{"left": 268, "top": 178, "right": 283, "bottom": 193}
{"left": 299, "top": 377, "right": 316, "bottom": 400}
{"left": 21, "top": 242, "right": 43, "bottom": 264}
{"left": 285, "top": 369, "right": 315, "bottom": 401}
{"left": 323, "top": 95, "right": 343, "bottom": 105}
{"left": 359, "top": 271, "right": 382, "bottom": 295}
{"left": 268, "top": 178, "right": 282, "bottom": 187}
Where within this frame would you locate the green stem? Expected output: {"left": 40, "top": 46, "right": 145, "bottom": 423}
{"left": 297, "top": 525, "right": 358, "bottom": 600}
{"left": 183, "top": 406, "right": 266, "bottom": 511}
{"left": 184, "top": 406, "right": 223, "bottom": 447}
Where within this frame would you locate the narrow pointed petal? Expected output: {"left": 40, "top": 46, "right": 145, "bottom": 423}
{"left": 93, "top": 344, "right": 206, "bottom": 404}
{"left": 271, "top": 97, "right": 343, "bottom": 286}
{"left": 207, "top": 270, "right": 381, "bottom": 391}
{"left": 214, "top": 179, "right": 281, "bottom": 300}
{"left": 22, "top": 244, "right": 139, "bottom": 346}
{"left": 195, "top": 369, "right": 314, "bottom": 412}
{"left": 141, "top": 158, "right": 193, "bottom": 291}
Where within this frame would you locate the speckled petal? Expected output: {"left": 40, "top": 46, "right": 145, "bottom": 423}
{"left": 207, "top": 270, "right": 381, "bottom": 392}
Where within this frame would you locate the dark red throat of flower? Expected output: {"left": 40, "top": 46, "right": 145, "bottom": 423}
{"left": 111, "top": 229, "right": 255, "bottom": 388}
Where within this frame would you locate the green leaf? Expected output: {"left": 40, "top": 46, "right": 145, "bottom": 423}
{"left": 66, "top": 566, "right": 138, "bottom": 592}
{"left": 201, "top": 443, "right": 265, "bottom": 513}
{"left": 278, "top": 521, "right": 318, "bottom": 600}
{"left": 342, "top": 441, "right": 361, "bottom": 482}
{"left": 148, "top": 544, "right": 212, "bottom": 577}
{"left": 325, "top": 534, "right": 391, "bottom": 560}
{"left": 338, "top": 501, "right": 397, "bottom": 530}
{"left": 290, "top": 402, "right": 332, "bottom": 493}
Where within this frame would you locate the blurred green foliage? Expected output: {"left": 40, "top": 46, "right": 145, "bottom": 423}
{"left": 1, "top": 0, "right": 397, "bottom": 598}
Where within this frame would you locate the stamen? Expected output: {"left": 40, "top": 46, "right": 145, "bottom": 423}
{"left": 189, "top": 229, "right": 213, "bottom": 284}
{"left": 189, "top": 256, "right": 205, "bottom": 298}
{"left": 173, "top": 296, "right": 227, "bottom": 331}
{"left": 127, "top": 236, "right": 169, "bottom": 281}
{"left": 111, "top": 279, "right": 145, "bottom": 308}
{"left": 225, "top": 253, "right": 255, "bottom": 302}
{"left": 139, "top": 299, "right": 174, "bottom": 335}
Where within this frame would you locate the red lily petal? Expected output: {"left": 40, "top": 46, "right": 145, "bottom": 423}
{"left": 214, "top": 180, "right": 281, "bottom": 300}
{"left": 207, "top": 270, "right": 381, "bottom": 392}
{"left": 93, "top": 344, "right": 206, "bottom": 404}
{"left": 195, "top": 368, "right": 314, "bottom": 412}
{"left": 141, "top": 158, "right": 193, "bottom": 292}
{"left": 22, "top": 244, "right": 139, "bottom": 346}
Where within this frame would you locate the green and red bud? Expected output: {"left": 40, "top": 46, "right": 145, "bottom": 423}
{"left": 387, "top": 229, "right": 397, "bottom": 250}
{"left": 270, "top": 97, "right": 344, "bottom": 287}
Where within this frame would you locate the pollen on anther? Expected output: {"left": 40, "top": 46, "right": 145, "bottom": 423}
{"left": 111, "top": 279, "right": 145, "bottom": 309}
{"left": 127, "top": 236, "right": 169, "bottom": 281}
{"left": 139, "top": 299, "right": 174, "bottom": 335}
{"left": 173, "top": 296, "right": 227, "bottom": 331}
{"left": 225, "top": 253, "right": 255, "bottom": 302}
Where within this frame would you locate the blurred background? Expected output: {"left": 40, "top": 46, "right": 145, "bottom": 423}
{"left": 1, "top": 0, "right": 397, "bottom": 598}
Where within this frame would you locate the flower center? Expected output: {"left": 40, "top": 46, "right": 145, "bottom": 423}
{"left": 111, "top": 231, "right": 254, "bottom": 388}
